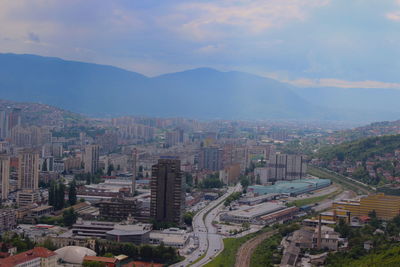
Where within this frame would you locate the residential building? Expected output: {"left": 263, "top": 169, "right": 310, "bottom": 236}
{"left": 18, "top": 149, "right": 39, "bottom": 191}
{"left": 84, "top": 144, "right": 100, "bottom": 174}
{"left": 150, "top": 158, "right": 184, "bottom": 224}
{"left": 0, "top": 155, "right": 9, "bottom": 200}
{"left": 0, "top": 209, "right": 17, "bottom": 232}
{"left": 96, "top": 197, "right": 142, "bottom": 221}
{"left": 266, "top": 154, "right": 307, "bottom": 181}
{"left": 219, "top": 163, "right": 241, "bottom": 185}
{"left": 0, "top": 247, "right": 57, "bottom": 267}
{"left": 198, "top": 147, "right": 223, "bottom": 171}
{"left": 17, "top": 191, "right": 40, "bottom": 206}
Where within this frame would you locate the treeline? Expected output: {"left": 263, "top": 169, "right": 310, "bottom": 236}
{"left": 48, "top": 180, "right": 77, "bottom": 210}
{"left": 95, "top": 240, "right": 182, "bottom": 265}
{"left": 317, "top": 134, "right": 400, "bottom": 162}
{"left": 199, "top": 174, "right": 224, "bottom": 189}
{"left": 75, "top": 170, "right": 104, "bottom": 185}
{"left": 326, "top": 212, "right": 400, "bottom": 266}
{"left": 224, "top": 192, "right": 242, "bottom": 206}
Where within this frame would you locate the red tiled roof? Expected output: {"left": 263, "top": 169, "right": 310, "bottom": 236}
{"left": 124, "top": 261, "right": 163, "bottom": 267}
{"left": 84, "top": 256, "right": 118, "bottom": 263}
{"left": 0, "top": 247, "right": 56, "bottom": 267}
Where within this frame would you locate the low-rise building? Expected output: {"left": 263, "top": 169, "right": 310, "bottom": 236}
{"left": 17, "top": 190, "right": 40, "bottom": 206}
{"left": 0, "top": 247, "right": 57, "bottom": 267}
{"left": 260, "top": 206, "right": 299, "bottom": 225}
{"left": 332, "top": 193, "right": 400, "bottom": 220}
{"left": 220, "top": 202, "right": 286, "bottom": 223}
{"left": 149, "top": 228, "right": 189, "bottom": 249}
{"left": 106, "top": 223, "right": 152, "bottom": 245}
{"left": 0, "top": 209, "right": 16, "bottom": 232}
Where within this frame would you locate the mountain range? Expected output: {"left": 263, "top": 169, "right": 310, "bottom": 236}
{"left": 0, "top": 53, "right": 399, "bottom": 122}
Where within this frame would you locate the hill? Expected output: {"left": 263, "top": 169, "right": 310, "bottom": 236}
{"left": 0, "top": 53, "right": 323, "bottom": 120}
{"left": 0, "top": 99, "right": 86, "bottom": 126}
{"left": 1, "top": 53, "right": 400, "bottom": 122}
{"left": 315, "top": 134, "right": 400, "bottom": 185}
{"left": 318, "top": 134, "right": 400, "bottom": 162}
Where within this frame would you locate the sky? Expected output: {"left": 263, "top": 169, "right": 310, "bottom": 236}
{"left": 1, "top": 0, "right": 400, "bottom": 88}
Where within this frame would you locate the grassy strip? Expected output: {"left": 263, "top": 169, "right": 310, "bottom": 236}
{"left": 308, "top": 165, "right": 373, "bottom": 194}
{"left": 204, "top": 227, "right": 272, "bottom": 267}
{"left": 187, "top": 252, "right": 206, "bottom": 266}
{"left": 289, "top": 188, "right": 342, "bottom": 207}
{"left": 188, "top": 190, "right": 238, "bottom": 266}
{"left": 250, "top": 233, "right": 283, "bottom": 267}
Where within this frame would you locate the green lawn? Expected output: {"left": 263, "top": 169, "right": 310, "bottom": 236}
{"left": 250, "top": 233, "right": 283, "bottom": 267}
{"left": 289, "top": 188, "right": 342, "bottom": 207}
{"left": 308, "top": 165, "right": 373, "bottom": 194}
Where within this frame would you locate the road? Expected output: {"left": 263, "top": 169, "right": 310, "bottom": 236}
{"left": 234, "top": 229, "right": 278, "bottom": 267}
{"left": 313, "top": 189, "right": 356, "bottom": 212}
{"left": 172, "top": 184, "right": 241, "bottom": 267}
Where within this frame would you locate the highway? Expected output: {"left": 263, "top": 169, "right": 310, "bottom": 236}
{"left": 173, "top": 183, "right": 241, "bottom": 267}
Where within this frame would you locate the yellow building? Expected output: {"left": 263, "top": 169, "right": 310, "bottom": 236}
{"left": 332, "top": 193, "right": 400, "bottom": 220}
{"left": 320, "top": 209, "right": 351, "bottom": 223}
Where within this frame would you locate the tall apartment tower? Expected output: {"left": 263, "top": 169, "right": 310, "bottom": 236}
{"left": 199, "top": 146, "right": 223, "bottom": 171}
{"left": 0, "top": 155, "right": 10, "bottom": 200}
{"left": 267, "top": 154, "right": 307, "bottom": 181}
{"left": 0, "top": 111, "right": 8, "bottom": 139}
{"left": 84, "top": 145, "right": 100, "bottom": 174}
{"left": 18, "top": 149, "right": 39, "bottom": 191}
{"left": 150, "top": 158, "right": 184, "bottom": 224}
{"left": 131, "top": 148, "right": 138, "bottom": 196}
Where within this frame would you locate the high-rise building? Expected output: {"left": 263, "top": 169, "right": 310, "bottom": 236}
{"left": 18, "top": 149, "right": 39, "bottom": 191}
{"left": 0, "top": 111, "right": 8, "bottom": 139}
{"left": 266, "top": 154, "right": 307, "bottom": 181}
{"left": 150, "top": 158, "right": 184, "bottom": 224}
{"left": 165, "top": 129, "right": 184, "bottom": 147}
{"left": 0, "top": 155, "right": 10, "bottom": 200}
{"left": 199, "top": 146, "right": 223, "bottom": 171}
{"left": 8, "top": 108, "right": 22, "bottom": 132}
{"left": 84, "top": 145, "right": 100, "bottom": 174}
{"left": 131, "top": 148, "right": 137, "bottom": 195}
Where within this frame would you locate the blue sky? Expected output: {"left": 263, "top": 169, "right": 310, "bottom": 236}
{"left": 1, "top": 0, "right": 400, "bottom": 88}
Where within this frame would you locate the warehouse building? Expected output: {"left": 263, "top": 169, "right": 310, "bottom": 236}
{"left": 248, "top": 179, "right": 331, "bottom": 196}
{"left": 220, "top": 202, "right": 286, "bottom": 223}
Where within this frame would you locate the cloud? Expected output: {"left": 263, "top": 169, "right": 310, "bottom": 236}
{"left": 173, "top": 0, "right": 330, "bottom": 40}
{"left": 286, "top": 78, "right": 400, "bottom": 89}
{"left": 387, "top": 11, "right": 400, "bottom": 21}
{"left": 27, "top": 32, "right": 40, "bottom": 43}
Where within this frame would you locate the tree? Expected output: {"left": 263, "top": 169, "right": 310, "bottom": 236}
{"left": 83, "top": 261, "right": 106, "bottom": 267}
{"left": 68, "top": 179, "right": 77, "bottom": 206}
{"left": 39, "top": 238, "right": 57, "bottom": 251}
{"left": 107, "top": 164, "right": 114, "bottom": 176}
{"left": 183, "top": 212, "right": 194, "bottom": 226}
{"left": 48, "top": 180, "right": 56, "bottom": 206}
{"left": 63, "top": 208, "right": 77, "bottom": 227}
{"left": 56, "top": 183, "right": 66, "bottom": 210}
{"left": 140, "top": 245, "right": 153, "bottom": 260}
{"left": 240, "top": 177, "right": 250, "bottom": 188}
{"left": 335, "top": 218, "right": 351, "bottom": 238}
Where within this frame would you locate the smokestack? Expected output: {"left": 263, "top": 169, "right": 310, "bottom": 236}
{"left": 317, "top": 214, "right": 322, "bottom": 250}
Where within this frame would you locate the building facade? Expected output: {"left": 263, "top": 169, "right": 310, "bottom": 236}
{"left": 18, "top": 149, "right": 39, "bottom": 191}
{"left": 84, "top": 144, "right": 100, "bottom": 174}
{"left": 150, "top": 158, "right": 184, "bottom": 224}
{"left": 0, "top": 155, "right": 9, "bottom": 200}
